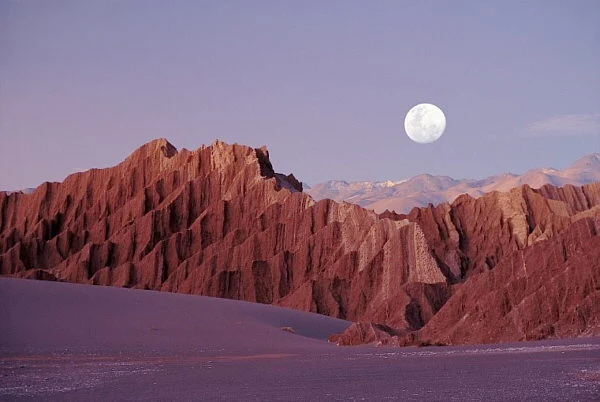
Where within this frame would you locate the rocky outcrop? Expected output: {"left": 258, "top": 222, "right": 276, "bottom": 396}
{"left": 0, "top": 139, "right": 446, "bottom": 330}
{"left": 1, "top": 139, "right": 599, "bottom": 345}
{"left": 414, "top": 216, "right": 600, "bottom": 344}
{"left": 328, "top": 322, "right": 406, "bottom": 346}
{"left": 332, "top": 183, "right": 600, "bottom": 345}
{"left": 394, "top": 183, "right": 600, "bottom": 281}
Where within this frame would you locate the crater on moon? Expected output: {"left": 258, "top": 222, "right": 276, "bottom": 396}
{"left": 404, "top": 103, "right": 446, "bottom": 144}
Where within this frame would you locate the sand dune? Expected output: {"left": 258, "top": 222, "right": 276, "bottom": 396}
{"left": 0, "top": 278, "right": 349, "bottom": 357}
{"left": 2, "top": 278, "right": 600, "bottom": 400}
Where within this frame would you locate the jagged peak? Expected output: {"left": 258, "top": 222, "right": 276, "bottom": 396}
{"left": 209, "top": 138, "right": 233, "bottom": 150}
{"left": 253, "top": 145, "right": 276, "bottom": 179}
{"left": 126, "top": 138, "right": 178, "bottom": 161}
{"left": 194, "top": 140, "right": 300, "bottom": 191}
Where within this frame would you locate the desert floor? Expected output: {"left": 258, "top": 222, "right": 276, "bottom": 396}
{"left": 1, "top": 277, "right": 599, "bottom": 401}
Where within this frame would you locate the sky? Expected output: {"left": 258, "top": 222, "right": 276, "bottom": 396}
{"left": 1, "top": 0, "right": 599, "bottom": 190}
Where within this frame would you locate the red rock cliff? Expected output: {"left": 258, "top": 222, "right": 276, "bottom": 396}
{"left": 340, "top": 182, "right": 600, "bottom": 344}
{"left": 1, "top": 139, "right": 599, "bottom": 344}
{"left": 0, "top": 139, "right": 447, "bottom": 330}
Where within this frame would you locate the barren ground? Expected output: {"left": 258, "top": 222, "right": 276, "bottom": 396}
{"left": 1, "top": 278, "right": 599, "bottom": 401}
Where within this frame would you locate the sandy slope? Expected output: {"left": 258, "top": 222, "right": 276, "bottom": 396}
{"left": 1, "top": 278, "right": 599, "bottom": 401}
{"left": 0, "top": 278, "right": 349, "bottom": 356}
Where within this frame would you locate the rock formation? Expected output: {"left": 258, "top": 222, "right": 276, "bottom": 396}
{"left": 328, "top": 322, "right": 407, "bottom": 346}
{"left": 334, "top": 183, "right": 600, "bottom": 344}
{"left": 1, "top": 139, "right": 599, "bottom": 345}
{"left": 416, "top": 216, "right": 600, "bottom": 344}
{"left": 0, "top": 139, "right": 447, "bottom": 330}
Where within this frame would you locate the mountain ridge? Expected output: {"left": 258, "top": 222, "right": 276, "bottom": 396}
{"left": 307, "top": 153, "right": 600, "bottom": 214}
{"left": 1, "top": 139, "right": 599, "bottom": 346}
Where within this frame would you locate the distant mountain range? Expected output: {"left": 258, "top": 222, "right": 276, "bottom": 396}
{"left": 3, "top": 188, "right": 35, "bottom": 195}
{"left": 306, "top": 153, "right": 600, "bottom": 213}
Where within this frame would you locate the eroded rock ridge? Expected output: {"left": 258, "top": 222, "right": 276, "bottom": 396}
{"left": 1, "top": 139, "right": 598, "bottom": 345}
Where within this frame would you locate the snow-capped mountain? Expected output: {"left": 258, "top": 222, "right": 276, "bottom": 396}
{"left": 2, "top": 188, "right": 35, "bottom": 195}
{"left": 306, "top": 153, "right": 600, "bottom": 213}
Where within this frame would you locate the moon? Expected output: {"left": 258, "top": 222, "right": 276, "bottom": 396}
{"left": 404, "top": 103, "right": 446, "bottom": 143}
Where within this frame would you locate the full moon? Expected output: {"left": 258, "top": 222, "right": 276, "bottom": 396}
{"left": 404, "top": 103, "right": 446, "bottom": 144}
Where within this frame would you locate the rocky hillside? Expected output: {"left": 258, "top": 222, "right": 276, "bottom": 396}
{"left": 333, "top": 183, "right": 600, "bottom": 345}
{"left": 0, "top": 139, "right": 448, "bottom": 330}
{"left": 2, "top": 139, "right": 599, "bottom": 345}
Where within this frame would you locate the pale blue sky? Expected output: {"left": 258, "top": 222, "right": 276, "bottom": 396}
{"left": 1, "top": 0, "right": 599, "bottom": 189}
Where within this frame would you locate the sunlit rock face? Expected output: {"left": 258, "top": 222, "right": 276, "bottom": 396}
{"left": 1, "top": 139, "right": 599, "bottom": 345}
{"left": 382, "top": 183, "right": 600, "bottom": 345}
{"left": 0, "top": 139, "right": 447, "bottom": 330}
